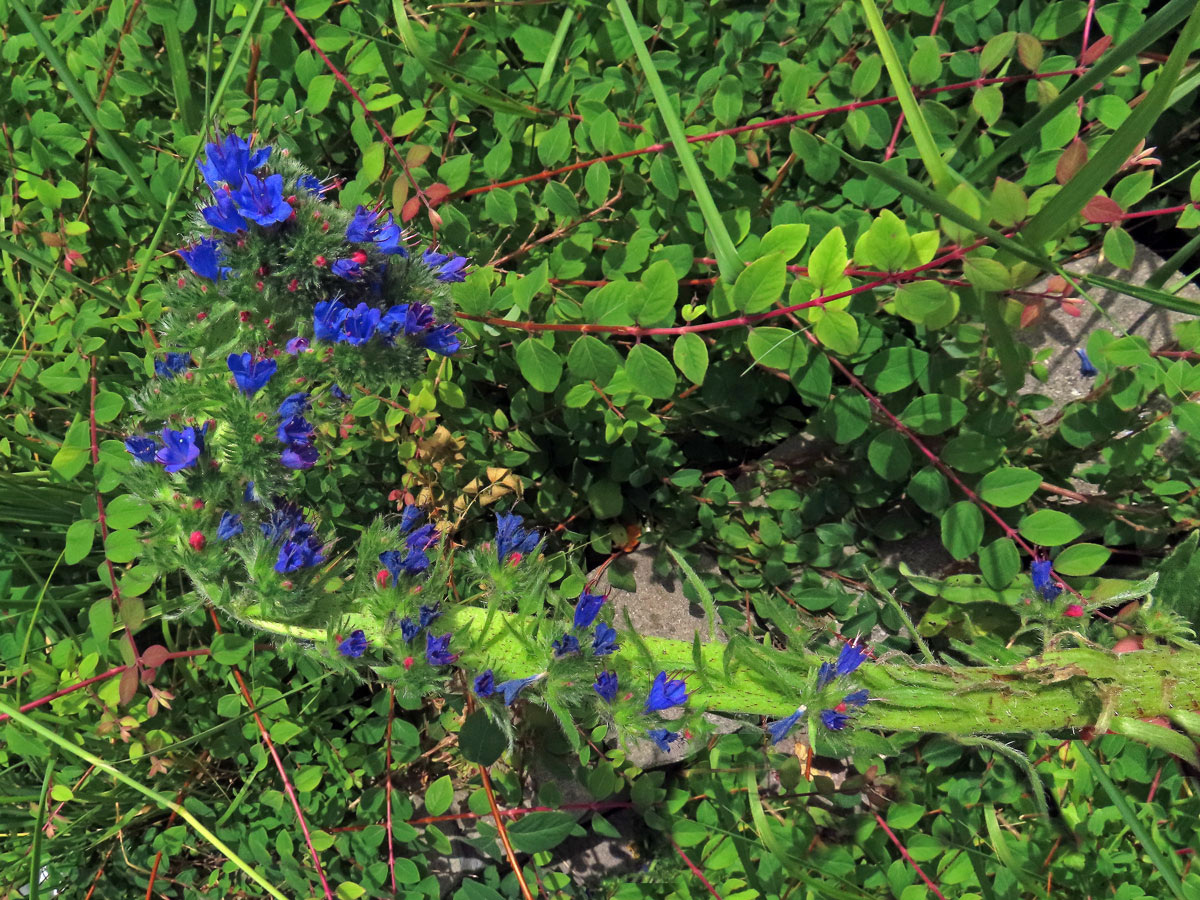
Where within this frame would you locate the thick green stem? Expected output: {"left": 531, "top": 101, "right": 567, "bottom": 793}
{"left": 245, "top": 607, "right": 1198, "bottom": 735}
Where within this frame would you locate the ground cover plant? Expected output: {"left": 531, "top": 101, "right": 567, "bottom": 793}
{"left": 4, "top": 0, "right": 1200, "bottom": 897}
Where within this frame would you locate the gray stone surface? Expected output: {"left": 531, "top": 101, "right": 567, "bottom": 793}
{"left": 1017, "top": 243, "right": 1195, "bottom": 417}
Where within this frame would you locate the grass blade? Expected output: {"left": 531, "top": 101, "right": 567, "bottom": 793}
{"left": 123, "top": 0, "right": 268, "bottom": 307}
{"left": 29, "top": 754, "right": 56, "bottom": 900}
{"left": 163, "top": 22, "right": 201, "bottom": 136}
{"left": 858, "top": 0, "right": 955, "bottom": 194}
{"left": 1081, "top": 272, "right": 1200, "bottom": 316}
{"left": 0, "top": 698, "right": 291, "bottom": 900}
{"left": 666, "top": 545, "right": 716, "bottom": 641}
{"left": 1076, "top": 741, "right": 1186, "bottom": 900}
{"left": 1022, "top": 3, "right": 1200, "bottom": 247}
{"left": 8, "top": 0, "right": 160, "bottom": 215}
{"left": 973, "top": 0, "right": 1196, "bottom": 182}
{"left": 610, "top": 0, "right": 743, "bottom": 282}
{"left": 537, "top": 7, "right": 575, "bottom": 98}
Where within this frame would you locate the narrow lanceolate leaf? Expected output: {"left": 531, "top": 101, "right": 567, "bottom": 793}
{"left": 1022, "top": 2, "right": 1200, "bottom": 247}
{"left": 610, "top": 0, "right": 743, "bottom": 282}
{"left": 858, "top": 0, "right": 956, "bottom": 195}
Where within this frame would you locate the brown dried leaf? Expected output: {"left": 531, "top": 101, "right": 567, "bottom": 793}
{"left": 1055, "top": 138, "right": 1088, "bottom": 185}
{"left": 118, "top": 667, "right": 139, "bottom": 705}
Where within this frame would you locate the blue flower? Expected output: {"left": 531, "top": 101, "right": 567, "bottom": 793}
{"left": 815, "top": 663, "right": 836, "bottom": 689}
{"left": 593, "top": 671, "right": 618, "bottom": 703}
{"left": 422, "top": 248, "right": 469, "bottom": 283}
{"left": 338, "top": 629, "right": 368, "bottom": 659}
{"left": 552, "top": 634, "right": 580, "bottom": 657}
{"left": 275, "top": 535, "right": 324, "bottom": 573}
{"left": 330, "top": 383, "right": 350, "bottom": 402}
{"left": 281, "top": 443, "right": 319, "bottom": 470}
{"left": 314, "top": 300, "right": 349, "bottom": 342}
{"left": 285, "top": 336, "right": 311, "bottom": 355}
{"left": 297, "top": 174, "right": 325, "bottom": 196}
{"left": 497, "top": 674, "right": 543, "bottom": 706}
{"left": 399, "top": 504, "right": 423, "bottom": 533}
{"left": 425, "top": 631, "right": 457, "bottom": 666}
{"left": 843, "top": 689, "right": 870, "bottom": 707}
{"left": 178, "top": 238, "right": 230, "bottom": 280}
{"left": 155, "top": 352, "right": 192, "bottom": 378}
{"left": 346, "top": 206, "right": 379, "bottom": 242}
{"left": 592, "top": 623, "right": 619, "bottom": 657}
{"left": 244, "top": 481, "right": 258, "bottom": 503}
{"left": 278, "top": 392, "right": 310, "bottom": 419}
{"left": 193, "top": 421, "right": 211, "bottom": 455}
{"left": 217, "top": 511, "right": 243, "bottom": 541}
{"left": 474, "top": 670, "right": 496, "bottom": 698}
{"left": 201, "top": 190, "right": 248, "bottom": 233}
{"left": 198, "top": 133, "right": 270, "bottom": 189}
{"left": 1076, "top": 348, "right": 1098, "bottom": 378}
{"left": 818, "top": 641, "right": 868, "bottom": 688}
{"left": 338, "top": 303, "right": 380, "bottom": 345}
{"left": 573, "top": 591, "right": 606, "bottom": 629}
{"left": 277, "top": 415, "right": 314, "bottom": 445}
{"left": 404, "top": 303, "right": 435, "bottom": 335}
{"left": 227, "top": 352, "right": 277, "bottom": 395}
{"left": 1031, "top": 559, "right": 1062, "bottom": 601}
{"left": 422, "top": 324, "right": 462, "bottom": 356}
{"left": 645, "top": 671, "right": 687, "bottom": 712}
{"left": 400, "top": 618, "right": 420, "bottom": 642}
{"left": 766, "top": 707, "right": 806, "bottom": 745}
{"left": 379, "top": 548, "right": 430, "bottom": 583}
{"left": 232, "top": 174, "right": 292, "bottom": 226}
{"left": 375, "top": 217, "right": 407, "bottom": 255}
{"left": 125, "top": 435, "right": 158, "bottom": 462}
{"left": 819, "top": 709, "right": 850, "bottom": 731}
{"left": 155, "top": 426, "right": 201, "bottom": 473}
{"left": 406, "top": 523, "right": 438, "bottom": 553}
{"left": 647, "top": 729, "right": 680, "bottom": 752}
{"left": 331, "top": 258, "right": 362, "bottom": 280}
{"left": 496, "top": 511, "right": 540, "bottom": 563}
{"left": 418, "top": 603, "right": 441, "bottom": 628}
{"left": 260, "top": 500, "right": 306, "bottom": 543}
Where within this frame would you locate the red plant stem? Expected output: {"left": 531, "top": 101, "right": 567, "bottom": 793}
{"left": 479, "top": 764, "right": 535, "bottom": 900}
{"left": 808, "top": 329, "right": 1040, "bottom": 560}
{"left": 206, "top": 608, "right": 335, "bottom": 900}
{"left": 328, "top": 800, "right": 637, "bottom": 831}
{"left": 279, "top": 2, "right": 427, "bottom": 213}
{"left": 90, "top": 358, "right": 143, "bottom": 682}
{"left": 1115, "top": 200, "right": 1199, "bottom": 221}
{"left": 0, "top": 649, "right": 210, "bottom": 724}
{"left": 456, "top": 69, "right": 1085, "bottom": 199}
{"left": 385, "top": 687, "right": 397, "bottom": 894}
{"left": 874, "top": 813, "right": 948, "bottom": 900}
{"left": 1079, "top": 0, "right": 1097, "bottom": 114}
{"left": 668, "top": 836, "right": 725, "bottom": 900}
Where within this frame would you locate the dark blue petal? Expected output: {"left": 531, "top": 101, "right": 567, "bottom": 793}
{"left": 766, "top": 707, "right": 805, "bottom": 745}
{"left": 155, "top": 427, "right": 200, "bottom": 473}
{"left": 313, "top": 300, "right": 349, "bottom": 342}
{"left": 227, "top": 352, "right": 277, "bottom": 395}
{"left": 281, "top": 442, "right": 319, "bottom": 470}
{"left": 592, "top": 623, "right": 619, "bottom": 657}
{"left": 552, "top": 634, "right": 580, "bottom": 658}
{"left": 498, "top": 674, "right": 543, "bottom": 705}
{"left": 819, "top": 709, "right": 850, "bottom": 731}
{"left": 646, "top": 728, "right": 679, "bottom": 752}
{"left": 1031, "top": 559, "right": 1062, "bottom": 601}
{"left": 125, "top": 435, "right": 158, "bottom": 463}
{"left": 834, "top": 641, "right": 867, "bottom": 679}
{"left": 178, "top": 238, "right": 230, "bottom": 280}
{"left": 1076, "top": 348, "right": 1098, "bottom": 378}
{"left": 474, "top": 670, "right": 496, "bottom": 697}
{"left": 644, "top": 671, "right": 688, "bottom": 712}
{"left": 217, "top": 511, "right": 244, "bottom": 541}
{"left": 573, "top": 591, "right": 606, "bottom": 629}
{"left": 593, "top": 671, "right": 618, "bottom": 703}
{"left": 338, "top": 629, "right": 368, "bottom": 659}
{"left": 201, "top": 190, "right": 248, "bottom": 233}
{"left": 232, "top": 174, "right": 292, "bottom": 226}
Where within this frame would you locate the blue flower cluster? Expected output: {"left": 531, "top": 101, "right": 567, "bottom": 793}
{"left": 179, "top": 238, "right": 231, "bottom": 281}
{"left": 378, "top": 505, "right": 437, "bottom": 586}
{"left": 346, "top": 205, "right": 408, "bottom": 256}
{"left": 125, "top": 423, "right": 210, "bottom": 473}
{"left": 312, "top": 298, "right": 461, "bottom": 357}
{"left": 260, "top": 500, "right": 325, "bottom": 575}
{"left": 277, "top": 392, "right": 317, "bottom": 470}
{"left": 767, "top": 640, "right": 872, "bottom": 743}
{"left": 474, "top": 670, "right": 545, "bottom": 706}
{"left": 197, "top": 133, "right": 290, "bottom": 232}
{"left": 495, "top": 510, "right": 541, "bottom": 564}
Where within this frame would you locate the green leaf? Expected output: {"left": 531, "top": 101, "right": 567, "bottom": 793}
{"left": 625, "top": 344, "right": 678, "bottom": 399}
{"left": 336, "top": 883, "right": 367, "bottom": 900}
{"left": 506, "top": 811, "right": 577, "bottom": 853}
{"left": 868, "top": 431, "right": 912, "bottom": 481}
{"left": 566, "top": 336, "right": 621, "bottom": 384}
{"left": 210, "top": 633, "right": 253, "bottom": 666}
{"left": 899, "top": 395, "right": 967, "bottom": 434}
{"left": 515, "top": 339, "right": 563, "bottom": 393}
{"left": 733, "top": 252, "right": 787, "bottom": 314}
{"left": 459, "top": 711, "right": 506, "bottom": 766}
{"left": 977, "top": 467, "right": 1042, "bottom": 507}
{"left": 989, "top": 178, "right": 1029, "bottom": 228}
{"left": 1103, "top": 226, "right": 1135, "bottom": 270}
{"left": 638, "top": 259, "right": 678, "bottom": 326}
{"left": 979, "top": 538, "right": 1021, "bottom": 589}
{"left": 942, "top": 501, "right": 984, "bottom": 561}
{"left": 887, "top": 802, "right": 925, "bottom": 830}
{"left": 672, "top": 333, "right": 709, "bottom": 384}
{"left": 65, "top": 519, "right": 95, "bottom": 565}
{"left": 51, "top": 417, "right": 91, "bottom": 482}
{"left": 93, "top": 391, "right": 125, "bottom": 424}
{"left": 89, "top": 597, "right": 114, "bottom": 645}
{"left": 104, "top": 530, "right": 141, "bottom": 564}
{"left": 807, "top": 227, "right": 848, "bottom": 293}
{"left": 1018, "top": 509, "right": 1085, "bottom": 546}
{"left": 424, "top": 775, "right": 454, "bottom": 817}
{"left": 893, "top": 281, "right": 953, "bottom": 326}
{"left": 306, "top": 74, "right": 336, "bottom": 114}
{"left": 855, "top": 210, "right": 910, "bottom": 272}
{"left": 747, "top": 326, "right": 807, "bottom": 371}
{"left": 861, "top": 347, "right": 928, "bottom": 394}
{"left": 962, "top": 256, "right": 1012, "bottom": 292}
{"left": 105, "top": 494, "right": 151, "bottom": 530}
{"left": 537, "top": 118, "right": 571, "bottom": 167}
{"left": 759, "top": 224, "right": 810, "bottom": 261}
{"left": 1054, "top": 543, "right": 1111, "bottom": 576}
{"left": 813, "top": 308, "right": 859, "bottom": 356}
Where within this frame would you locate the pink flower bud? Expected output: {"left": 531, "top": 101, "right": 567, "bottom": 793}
{"left": 188, "top": 531, "right": 206, "bottom": 551}
{"left": 314, "top": 255, "right": 326, "bottom": 267}
{"left": 403, "top": 656, "right": 414, "bottom": 670}
{"left": 376, "top": 569, "right": 390, "bottom": 588}
{"left": 239, "top": 311, "right": 251, "bottom": 323}
{"left": 191, "top": 499, "right": 204, "bottom": 510}
{"left": 288, "top": 279, "right": 299, "bottom": 292}
{"left": 196, "top": 312, "right": 207, "bottom": 320}
{"left": 351, "top": 251, "right": 368, "bottom": 265}
{"left": 1064, "top": 604, "right": 1085, "bottom": 618}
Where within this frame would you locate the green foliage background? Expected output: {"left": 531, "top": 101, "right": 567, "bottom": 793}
{"left": 3, "top": 0, "right": 1200, "bottom": 897}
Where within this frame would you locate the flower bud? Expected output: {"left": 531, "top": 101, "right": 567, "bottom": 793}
{"left": 351, "top": 251, "right": 368, "bottom": 265}
{"left": 196, "top": 312, "right": 207, "bottom": 320}
{"left": 376, "top": 569, "right": 390, "bottom": 588}
{"left": 314, "top": 255, "right": 326, "bottom": 267}
{"left": 188, "top": 531, "right": 206, "bottom": 551}
{"left": 191, "top": 499, "right": 204, "bottom": 510}
{"left": 239, "top": 311, "right": 251, "bottom": 323}
{"left": 403, "top": 656, "right": 414, "bottom": 670}
{"left": 288, "top": 279, "right": 299, "bottom": 292}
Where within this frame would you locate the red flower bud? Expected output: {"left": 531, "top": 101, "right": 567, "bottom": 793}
{"left": 191, "top": 499, "right": 204, "bottom": 510}
{"left": 281, "top": 579, "right": 294, "bottom": 590}
{"left": 510, "top": 552, "right": 523, "bottom": 566}
{"left": 288, "top": 279, "right": 299, "bottom": 292}
{"left": 321, "top": 222, "right": 330, "bottom": 232}
{"left": 312, "top": 209, "right": 322, "bottom": 219}
{"left": 196, "top": 312, "right": 207, "bottom": 320}
{"left": 403, "top": 656, "right": 414, "bottom": 670}
{"left": 1064, "top": 604, "right": 1085, "bottom": 618}
{"left": 188, "top": 531, "right": 206, "bottom": 551}
{"left": 314, "top": 255, "right": 326, "bottom": 267}
{"left": 239, "top": 311, "right": 251, "bottom": 323}
{"left": 286, "top": 195, "right": 297, "bottom": 204}
{"left": 257, "top": 266, "right": 270, "bottom": 276}
{"left": 177, "top": 277, "right": 186, "bottom": 287}
{"left": 835, "top": 702, "right": 847, "bottom": 714}
{"left": 351, "top": 251, "right": 368, "bottom": 265}
{"left": 255, "top": 280, "right": 264, "bottom": 291}
{"left": 376, "top": 569, "right": 390, "bottom": 588}
{"left": 253, "top": 434, "right": 263, "bottom": 443}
